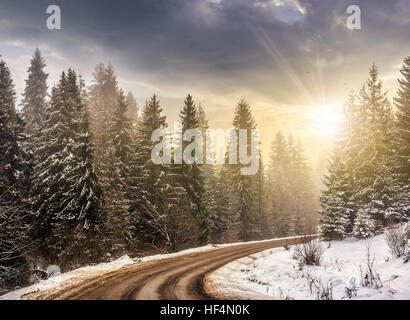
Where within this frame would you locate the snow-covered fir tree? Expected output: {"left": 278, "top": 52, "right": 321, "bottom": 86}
{"left": 353, "top": 64, "right": 395, "bottom": 234}
{"left": 206, "top": 171, "right": 230, "bottom": 243}
{"left": 100, "top": 147, "right": 132, "bottom": 257}
{"left": 135, "top": 95, "right": 167, "bottom": 210}
{"left": 288, "top": 138, "right": 315, "bottom": 234}
{"left": 107, "top": 90, "right": 133, "bottom": 179}
{"left": 320, "top": 66, "right": 400, "bottom": 241}
{"left": 393, "top": 56, "right": 410, "bottom": 219}
{"left": 125, "top": 91, "right": 140, "bottom": 128}
{"left": 88, "top": 63, "right": 119, "bottom": 137}
{"left": 60, "top": 70, "right": 101, "bottom": 223}
{"left": 21, "top": 49, "right": 48, "bottom": 137}
{"left": 176, "top": 94, "right": 207, "bottom": 243}
{"left": 86, "top": 64, "right": 136, "bottom": 254}
{"left": 0, "top": 58, "right": 31, "bottom": 293}
{"left": 352, "top": 208, "right": 375, "bottom": 239}
{"left": 0, "top": 196, "right": 32, "bottom": 294}
{"left": 131, "top": 95, "right": 197, "bottom": 250}
{"left": 268, "top": 132, "right": 315, "bottom": 237}
{"left": 268, "top": 131, "right": 293, "bottom": 237}
{"left": 87, "top": 63, "right": 120, "bottom": 181}
{"left": 319, "top": 146, "right": 353, "bottom": 240}
{"left": 229, "top": 99, "right": 261, "bottom": 241}
{"left": 318, "top": 94, "right": 361, "bottom": 239}
{"left": 0, "top": 59, "right": 25, "bottom": 190}
{"left": 98, "top": 90, "right": 135, "bottom": 254}
{"left": 31, "top": 69, "right": 102, "bottom": 267}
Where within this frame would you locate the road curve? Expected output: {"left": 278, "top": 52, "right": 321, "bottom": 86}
{"left": 31, "top": 236, "right": 316, "bottom": 300}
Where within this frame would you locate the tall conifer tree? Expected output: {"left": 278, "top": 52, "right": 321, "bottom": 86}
{"left": 21, "top": 49, "right": 48, "bottom": 136}
{"left": 177, "top": 94, "right": 206, "bottom": 242}
{"left": 393, "top": 56, "right": 410, "bottom": 219}
{"left": 31, "top": 69, "right": 102, "bottom": 266}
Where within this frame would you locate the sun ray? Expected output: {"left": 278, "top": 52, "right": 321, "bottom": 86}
{"left": 306, "top": 102, "right": 343, "bottom": 137}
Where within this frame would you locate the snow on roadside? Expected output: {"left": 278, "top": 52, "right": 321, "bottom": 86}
{"left": 1, "top": 235, "right": 305, "bottom": 300}
{"left": 207, "top": 235, "right": 410, "bottom": 300}
{"left": 0, "top": 255, "right": 135, "bottom": 300}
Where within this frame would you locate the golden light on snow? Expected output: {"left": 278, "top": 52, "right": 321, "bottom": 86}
{"left": 306, "top": 102, "right": 343, "bottom": 137}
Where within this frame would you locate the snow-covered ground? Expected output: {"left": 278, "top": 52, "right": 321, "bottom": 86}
{"left": 208, "top": 235, "right": 410, "bottom": 300}
{"left": 0, "top": 235, "right": 302, "bottom": 300}
{"left": 0, "top": 255, "right": 135, "bottom": 300}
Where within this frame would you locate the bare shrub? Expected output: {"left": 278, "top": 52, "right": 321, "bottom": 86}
{"left": 404, "top": 250, "right": 410, "bottom": 263}
{"left": 276, "top": 287, "right": 293, "bottom": 300}
{"left": 331, "top": 258, "right": 344, "bottom": 272}
{"left": 293, "top": 239, "right": 324, "bottom": 267}
{"left": 304, "top": 271, "right": 333, "bottom": 300}
{"left": 343, "top": 278, "right": 359, "bottom": 299}
{"left": 316, "top": 281, "right": 333, "bottom": 300}
{"left": 359, "top": 244, "right": 382, "bottom": 289}
{"left": 384, "top": 223, "right": 408, "bottom": 258}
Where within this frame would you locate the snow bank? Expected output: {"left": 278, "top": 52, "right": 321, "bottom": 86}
{"left": 207, "top": 235, "right": 410, "bottom": 300}
{"left": 0, "top": 255, "right": 135, "bottom": 300}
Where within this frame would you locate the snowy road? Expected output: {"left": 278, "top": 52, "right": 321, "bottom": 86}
{"left": 24, "top": 236, "right": 316, "bottom": 300}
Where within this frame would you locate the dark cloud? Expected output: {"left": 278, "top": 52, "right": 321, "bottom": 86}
{"left": 1, "top": 0, "right": 409, "bottom": 158}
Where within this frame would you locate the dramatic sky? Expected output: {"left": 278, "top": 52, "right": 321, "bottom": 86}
{"left": 1, "top": 0, "right": 409, "bottom": 163}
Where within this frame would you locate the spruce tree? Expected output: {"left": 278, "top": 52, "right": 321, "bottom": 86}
{"left": 130, "top": 95, "right": 198, "bottom": 251}
{"left": 219, "top": 160, "right": 240, "bottom": 242}
{"left": 197, "top": 103, "right": 209, "bottom": 132}
{"left": 87, "top": 64, "right": 135, "bottom": 253}
{"left": 352, "top": 208, "right": 375, "bottom": 239}
{"left": 87, "top": 63, "right": 120, "bottom": 183}
{"left": 177, "top": 94, "right": 206, "bottom": 243}
{"left": 353, "top": 64, "right": 395, "bottom": 233}
{"left": 318, "top": 94, "right": 360, "bottom": 240}
{"left": 256, "top": 158, "right": 270, "bottom": 238}
{"left": 319, "top": 146, "right": 352, "bottom": 240}
{"left": 101, "top": 147, "right": 132, "bottom": 256}
{"left": 136, "top": 95, "right": 167, "bottom": 208}
{"left": 268, "top": 132, "right": 295, "bottom": 237}
{"left": 207, "top": 171, "right": 229, "bottom": 243}
{"left": 21, "top": 49, "right": 48, "bottom": 136}
{"left": 99, "top": 90, "right": 134, "bottom": 253}
{"left": 61, "top": 69, "right": 101, "bottom": 223}
{"left": 0, "top": 59, "right": 24, "bottom": 190}
{"left": 0, "top": 198, "right": 31, "bottom": 294}
{"left": 230, "top": 99, "right": 260, "bottom": 241}
{"left": 31, "top": 69, "right": 102, "bottom": 266}
{"left": 107, "top": 90, "right": 133, "bottom": 178}
{"left": 130, "top": 95, "right": 170, "bottom": 246}
{"left": 393, "top": 56, "right": 410, "bottom": 219}
{"left": 288, "top": 139, "right": 314, "bottom": 234}
{"left": 0, "top": 58, "right": 30, "bottom": 292}
{"left": 126, "top": 91, "right": 139, "bottom": 127}
{"left": 88, "top": 63, "right": 119, "bottom": 135}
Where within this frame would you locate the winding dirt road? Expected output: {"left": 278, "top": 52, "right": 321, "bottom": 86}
{"left": 30, "top": 236, "right": 316, "bottom": 300}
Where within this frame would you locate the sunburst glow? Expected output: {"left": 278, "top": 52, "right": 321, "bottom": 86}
{"left": 307, "top": 103, "right": 343, "bottom": 137}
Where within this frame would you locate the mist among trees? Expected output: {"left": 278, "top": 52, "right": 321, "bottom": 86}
{"left": 1, "top": 50, "right": 409, "bottom": 294}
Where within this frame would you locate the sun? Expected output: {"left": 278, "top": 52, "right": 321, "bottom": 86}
{"left": 307, "top": 102, "right": 343, "bottom": 137}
